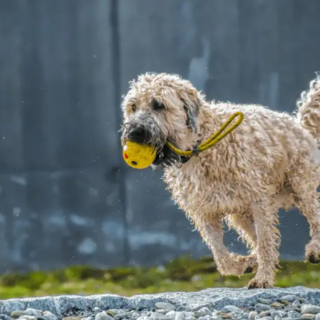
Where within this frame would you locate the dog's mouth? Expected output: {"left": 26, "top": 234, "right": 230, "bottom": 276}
{"left": 152, "top": 143, "right": 185, "bottom": 169}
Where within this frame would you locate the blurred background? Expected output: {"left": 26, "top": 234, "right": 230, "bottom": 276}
{"left": 0, "top": 0, "right": 320, "bottom": 297}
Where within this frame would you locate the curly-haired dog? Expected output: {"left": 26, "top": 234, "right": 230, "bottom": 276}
{"left": 121, "top": 72, "right": 320, "bottom": 289}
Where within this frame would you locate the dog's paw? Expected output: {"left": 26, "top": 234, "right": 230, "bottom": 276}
{"left": 306, "top": 240, "right": 320, "bottom": 264}
{"left": 247, "top": 277, "right": 274, "bottom": 289}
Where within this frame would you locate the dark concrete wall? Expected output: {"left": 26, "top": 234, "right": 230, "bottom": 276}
{"left": 0, "top": 0, "right": 319, "bottom": 273}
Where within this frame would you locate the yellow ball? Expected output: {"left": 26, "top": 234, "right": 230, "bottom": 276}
{"left": 123, "top": 141, "right": 157, "bottom": 169}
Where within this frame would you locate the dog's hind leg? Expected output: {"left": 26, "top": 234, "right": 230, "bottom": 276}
{"left": 296, "top": 190, "right": 320, "bottom": 264}
{"left": 197, "top": 217, "right": 257, "bottom": 276}
{"left": 289, "top": 171, "right": 320, "bottom": 264}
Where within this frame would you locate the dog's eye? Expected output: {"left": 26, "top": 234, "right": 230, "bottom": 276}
{"left": 152, "top": 100, "right": 165, "bottom": 111}
{"left": 131, "top": 104, "right": 137, "bottom": 112}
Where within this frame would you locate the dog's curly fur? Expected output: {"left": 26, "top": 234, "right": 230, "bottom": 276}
{"left": 121, "top": 72, "right": 320, "bottom": 289}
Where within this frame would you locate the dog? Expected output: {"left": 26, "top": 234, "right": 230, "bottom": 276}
{"left": 121, "top": 72, "right": 320, "bottom": 289}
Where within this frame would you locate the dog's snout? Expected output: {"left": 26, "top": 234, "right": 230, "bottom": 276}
{"left": 129, "top": 126, "right": 148, "bottom": 143}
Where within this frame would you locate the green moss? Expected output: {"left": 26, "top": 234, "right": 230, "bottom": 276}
{"left": 0, "top": 257, "right": 319, "bottom": 299}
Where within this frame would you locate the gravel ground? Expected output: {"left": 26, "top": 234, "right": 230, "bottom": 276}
{"left": 0, "top": 287, "right": 320, "bottom": 320}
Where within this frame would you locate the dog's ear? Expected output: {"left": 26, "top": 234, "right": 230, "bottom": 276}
{"left": 181, "top": 88, "right": 201, "bottom": 132}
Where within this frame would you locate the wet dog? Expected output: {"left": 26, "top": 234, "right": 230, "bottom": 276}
{"left": 121, "top": 72, "right": 320, "bottom": 288}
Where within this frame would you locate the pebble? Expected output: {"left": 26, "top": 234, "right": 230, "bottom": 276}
{"left": 259, "top": 311, "right": 271, "bottom": 318}
{"left": 302, "top": 306, "right": 320, "bottom": 315}
{"left": 42, "top": 311, "right": 58, "bottom": 320}
{"left": 11, "top": 312, "right": 27, "bottom": 319}
{"left": 287, "top": 311, "right": 301, "bottom": 319}
{"left": 315, "top": 315, "right": 320, "bottom": 320}
{"left": 292, "top": 302, "right": 301, "bottom": 307}
{"left": 258, "top": 299, "right": 273, "bottom": 305}
{"left": 0, "top": 315, "right": 12, "bottom": 320}
{"left": 256, "top": 304, "right": 271, "bottom": 312}
{"left": 95, "top": 312, "right": 115, "bottom": 320}
{"left": 155, "top": 304, "right": 175, "bottom": 312}
{"left": 222, "top": 307, "right": 243, "bottom": 314}
{"left": 259, "top": 317, "right": 273, "bottom": 320}
{"left": 25, "top": 309, "right": 43, "bottom": 317}
{"left": 302, "top": 315, "right": 316, "bottom": 320}
{"left": 270, "top": 303, "right": 285, "bottom": 310}
{"left": 249, "top": 311, "right": 258, "bottom": 320}
{"left": 175, "top": 313, "right": 186, "bottom": 320}
{"left": 20, "top": 316, "right": 37, "bottom": 320}
{"left": 281, "top": 296, "right": 297, "bottom": 303}
{"left": 166, "top": 312, "right": 176, "bottom": 320}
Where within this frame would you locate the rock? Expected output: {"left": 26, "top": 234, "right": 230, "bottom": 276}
{"left": 10, "top": 312, "right": 27, "bottom": 319}
{"left": 259, "top": 312, "right": 271, "bottom": 318}
{"left": 271, "top": 303, "right": 285, "bottom": 310}
{"left": 174, "top": 313, "right": 186, "bottom": 320}
{"left": 258, "top": 299, "right": 273, "bottom": 305}
{"left": 150, "top": 312, "right": 170, "bottom": 320}
{"left": 115, "top": 313, "right": 132, "bottom": 320}
{"left": 95, "top": 312, "right": 114, "bottom": 320}
{"left": 219, "top": 313, "right": 232, "bottom": 319}
{"left": 256, "top": 305, "right": 271, "bottom": 312}
{"left": 131, "top": 312, "right": 140, "bottom": 319}
{"left": 93, "top": 309, "right": 102, "bottom": 314}
{"left": 63, "top": 317, "right": 82, "bottom": 320}
{"left": 222, "top": 306, "right": 243, "bottom": 314}
{"left": 42, "top": 312, "right": 58, "bottom": 320}
{"left": 292, "top": 302, "right": 301, "bottom": 308}
{"left": 281, "top": 297, "right": 297, "bottom": 303}
{"left": 0, "top": 315, "right": 12, "bottom": 320}
{"left": 302, "top": 315, "right": 316, "bottom": 320}
{"left": 249, "top": 312, "right": 258, "bottom": 320}
{"left": 287, "top": 311, "right": 301, "bottom": 319}
{"left": 259, "top": 317, "right": 273, "bottom": 320}
{"left": 315, "top": 315, "right": 320, "bottom": 320}
{"left": 302, "top": 307, "right": 320, "bottom": 315}
{"left": 166, "top": 312, "right": 176, "bottom": 320}
{"left": 20, "top": 316, "right": 37, "bottom": 320}
{"left": 195, "top": 308, "right": 211, "bottom": 317}
{"left": 25, "top": 309, "right": 43, "bottom": 317}
{"left": 155, "top": 304, "right": 175, "bottom": 312}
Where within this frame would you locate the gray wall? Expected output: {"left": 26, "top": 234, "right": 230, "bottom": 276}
{"left": 0, "top": 0, "right": 319, "bottom": 273}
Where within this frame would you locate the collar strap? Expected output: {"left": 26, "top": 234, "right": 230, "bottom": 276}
{"left": 167, "top": 111, "right": 244, "bottom": 161}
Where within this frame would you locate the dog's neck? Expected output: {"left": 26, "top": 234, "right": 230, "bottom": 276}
{"left": 166, "top": 102, "right": 222, "bottom": 169}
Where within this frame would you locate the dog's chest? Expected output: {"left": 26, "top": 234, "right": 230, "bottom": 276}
{"left": 164, "top": 163, "right": 250, "bottom": 215}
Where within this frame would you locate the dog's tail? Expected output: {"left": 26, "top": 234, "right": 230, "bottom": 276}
{"left": 297, "top": 74, "right": 320, "bottom": 140}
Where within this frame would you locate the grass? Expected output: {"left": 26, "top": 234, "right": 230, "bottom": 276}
{"left": 0, "top": 256, "right": 319, "bottom": 300}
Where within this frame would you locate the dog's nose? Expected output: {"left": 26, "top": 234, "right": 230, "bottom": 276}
{"left": 129, "top": 126, "right": 147, "bottom": 143}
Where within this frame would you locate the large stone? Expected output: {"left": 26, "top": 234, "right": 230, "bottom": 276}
{"left": 0, "top": 287, "right": 319, "bottom": 316}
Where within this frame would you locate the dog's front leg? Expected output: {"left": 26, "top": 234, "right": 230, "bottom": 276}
{"left": 247, "top": 201, "right": 280, "bottom": 289}
{"left": 198, "top": 217, "right": 256, "bottom": 276}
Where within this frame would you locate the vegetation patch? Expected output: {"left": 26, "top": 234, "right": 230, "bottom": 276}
{"left": 0, "top": 256, "right": 318, "bottom": 299}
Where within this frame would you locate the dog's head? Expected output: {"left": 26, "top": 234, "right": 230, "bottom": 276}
{"left": 121, "top": 73, "right": 203, "bottom": 169}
